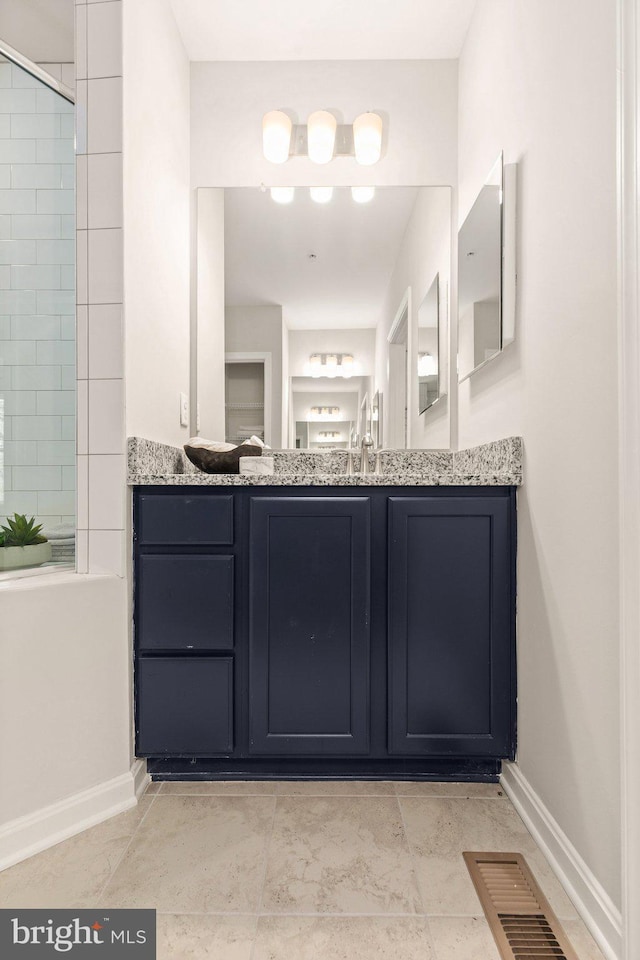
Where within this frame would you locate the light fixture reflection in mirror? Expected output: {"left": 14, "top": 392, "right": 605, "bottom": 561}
{"left": 262, "top": 110, "right": 292, "bottom": 164}
{"left": 310, "top": 186, "right": 333, "bottom": 204}
{"left": 271, "top": 186, "right": 295, "bottom": 204}
{"left": 307, "top": 110, "right": 337, "bottom": 164}
{"left": 351, "top": 185, "right": 375, "bottom": 204}
{"left": 353, "top": 112, "right": 383, "bottom": 166}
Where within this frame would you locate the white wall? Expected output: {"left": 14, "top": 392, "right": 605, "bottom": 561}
{"left": 458, "top": 0, "right": 620, "bottom": 920}
{"left": 375, "top": 188, "right": 452, "bottom": 448}
{"left": 123, "top": 0, "right": 191, "bottom": 446}
{"left": 225, "top": 305, "right": 284, "bottom": 447}
{"left": 190, "top": 60, "right": 457, "bottom": 188}
{"left": 196, "top": 188, "right": 226, "bottom": 440}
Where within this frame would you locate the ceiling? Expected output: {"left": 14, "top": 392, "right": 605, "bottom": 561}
{"left": 170, "top": 0, "right": 477, "bottom": 62}
{"left": 223, "top": 186, "right": 425, "bottom": 330}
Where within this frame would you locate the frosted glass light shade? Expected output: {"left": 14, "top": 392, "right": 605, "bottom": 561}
{"left": 263, "top": 110, "right": 292, "bottom": 164}
{"left": 270, "top": 186, "right": 295, "bottom": 204}
{"left": 310, "top": 186, "right": 334, "bottom": 204}
{"left": 353, "top": 112, "right": 382, "bottom": 165}
{"left": 351, "top": 185, "right": 375, "bottom": 204}
{"left": 307, "top": 110, "right": 337, "bottom": 164}
{"left": 325, "top": 353, "right": 338, "bottom": 377}
{"left": 341, "top": 354, "right": 354, "bottom": 378}
{"left": 309, "top": 354, "right": 322, "bottom": 377}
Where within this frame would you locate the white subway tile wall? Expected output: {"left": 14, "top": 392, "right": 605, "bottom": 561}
{"left": 0, "top": 60, "right": 76, "bottom": 550}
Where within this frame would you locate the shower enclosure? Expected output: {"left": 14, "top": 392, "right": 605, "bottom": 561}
{"left": 0, "top": 41, "right": 75, "bottom": 570}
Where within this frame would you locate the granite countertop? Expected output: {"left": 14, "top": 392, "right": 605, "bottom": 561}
{"left": 127, "top": 437, "right": 523, "bottom": 487}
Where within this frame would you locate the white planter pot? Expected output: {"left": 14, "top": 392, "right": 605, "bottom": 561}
{"left": 0, "top": 542, "right": 52, "bottom": 570}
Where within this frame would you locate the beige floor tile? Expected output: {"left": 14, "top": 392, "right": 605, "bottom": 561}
{"left": 399, "top": 797, "right": 578, "bottom": 920}
{"left": 145, "top": 781, "right": 162, "bottom": 795}
{"left": 428, "top": 916, "right": 501, "bottom": 959}
{"left": 394, "top": 782, "right": 505, "bottom": 798}
{"left": 274, "top": 780, "right": 395, "bottom": 796}
{"left": 253, "top": 915, "right": 436, "bottom": 960}
{"left": 160, "top": 781, "right": 277, "bottom": 796}
{"left": 101, "top": 796, "right": 274, "bottom": 913}
{"left": 562, "top": 918, "right": 607, "bottom": 959}
{"left": 262, "top": 796, "right": 422, "bottom": 915}
{"left": 0, "top": 798, "right": 153, "bottom": 908}
{"left": 157, "top": 914, "right": 256, "bottom": 960}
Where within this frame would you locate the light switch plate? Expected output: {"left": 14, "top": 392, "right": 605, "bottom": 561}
{"left": 180, "top": 392, "right": 189, "bottom": 427}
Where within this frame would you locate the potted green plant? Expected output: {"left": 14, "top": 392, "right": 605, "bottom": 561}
{"left": 0, "top": 514, "right": 52, "bottom": 571}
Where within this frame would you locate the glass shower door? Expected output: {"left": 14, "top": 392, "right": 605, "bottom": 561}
{"left": 0, "top": 55, "right": 75, "bottom": 570}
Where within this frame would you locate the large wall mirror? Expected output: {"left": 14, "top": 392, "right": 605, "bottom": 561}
{"left": 196, "top": 185, "right": 451, "bottom": 449}
{"left": 457, "top": 153, "right": 517, "bottom": 382}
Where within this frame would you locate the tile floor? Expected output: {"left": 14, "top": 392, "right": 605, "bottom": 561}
{"left": 0, "top": 780, "right": 606, "bottom": 959}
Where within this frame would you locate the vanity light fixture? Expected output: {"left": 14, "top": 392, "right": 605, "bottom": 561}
{"left": 262, "top": 110, "right": 292, "bottom": 164}
{"left": 318, "top": 430, "right": 341, "bottom": 440}
{"left": 270, "top": 186, "right": 295, "bottom": 204}
{"left": 310, "top": 186, "right": 334, "bottom": 204}
{"left": 262, "top": 111, "right": 382, "bottom": 165}
{"left": 351, "top": 185, "right": 375, "bottom": 204}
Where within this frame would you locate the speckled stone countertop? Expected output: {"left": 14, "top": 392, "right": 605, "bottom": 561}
{"left": 127, "top": 437, "right": 522, "bottom": 486}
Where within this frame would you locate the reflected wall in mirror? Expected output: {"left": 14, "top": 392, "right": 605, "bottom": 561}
{"left": 417, "top": 275, "right": 440, "bottom": 413}
{"left": 457, "top": 153, "right": 517, "bottom": 382}
{"left": 196, "top": 186, "right": 452, "bottom": 449}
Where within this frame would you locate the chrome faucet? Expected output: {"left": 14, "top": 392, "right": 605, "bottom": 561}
{"left": 360, "top": 433, "right": 374, "bottom": 474}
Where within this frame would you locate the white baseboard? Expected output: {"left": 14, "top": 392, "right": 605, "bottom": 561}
{"left": 131, "top": 757, "right": 149, "bottom": 800}
{"left": 501, "top": 761, "right": 622, "bottom": 960}
{"left": 0, "top": 761, "right": 143, "bottom": 872}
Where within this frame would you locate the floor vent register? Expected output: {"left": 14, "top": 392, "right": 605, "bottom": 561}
{"left": 463, "top": 851, "right": 580, "bottom": 960}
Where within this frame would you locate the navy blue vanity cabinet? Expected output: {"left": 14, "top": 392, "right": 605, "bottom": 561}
{"left": 133, "top": 485, "right": 516, "bottom": 776}
{"left": 248, "top": 497, "right": 371, "bottom": 755}
{"left": 387, "top": 496, "right": 515, "bottom": 758}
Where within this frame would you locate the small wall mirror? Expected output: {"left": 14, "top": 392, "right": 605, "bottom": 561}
{"left": 417, "top": 275, "right": 440, "bottom": 413}
{"left": 457, "top": 152, "right": 516, "bottom": 381}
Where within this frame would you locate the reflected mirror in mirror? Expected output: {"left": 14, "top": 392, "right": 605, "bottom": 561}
{"left": 371, "top": 391, "right": 383, "bottom": 449}
{"left": 418, "top": 275, "right": 440, "bottom": 413}
{"left": 458, "top": 154, "right": 502, "bottom": 381}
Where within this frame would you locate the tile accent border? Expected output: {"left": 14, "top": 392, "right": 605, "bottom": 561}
{"left": 501, "top": 761, "right": 621, "bottom": 960}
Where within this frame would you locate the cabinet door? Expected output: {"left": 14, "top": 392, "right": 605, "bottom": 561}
{"left": 388, "top": 496, "right": 514, "bottom": 757}
{"left": 249, "top": 497, "right": 371, "bottom": 755}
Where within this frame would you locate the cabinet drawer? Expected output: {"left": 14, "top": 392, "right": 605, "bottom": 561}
{"left": 137, "top": 555, "right": 233, "bottom": 651}
{"left": 136, "top": 657, "right": 233, "bottom": 756}
{"left": 137, "top": 493, "right": 233, "bottom": 545}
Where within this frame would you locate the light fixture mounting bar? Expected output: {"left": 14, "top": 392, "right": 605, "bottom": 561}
{"left": 290, "top": 124, "right": 355, "bottom": 158}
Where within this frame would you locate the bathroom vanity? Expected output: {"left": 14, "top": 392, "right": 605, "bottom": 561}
{"left": 129, "top": 438, "right": 521, "bottom": 781}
